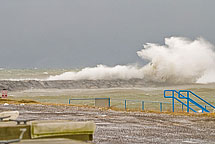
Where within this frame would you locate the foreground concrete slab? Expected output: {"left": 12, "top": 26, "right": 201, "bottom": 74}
{"left": 18, "top": 138, "right": 91, "bottom": 144}
{"left": 0, "top": 120, "right": 95, "bottom": 141}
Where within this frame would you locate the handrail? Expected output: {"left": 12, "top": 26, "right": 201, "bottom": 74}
{"left": 179, "top": 90, "right": 215, "bottom": 110}
{"left": 164, "top": 89, "right": 176, "bottom": 98}
{"left": 164, "top": 90, "right": 213, "bottom": 113}
{"left": 189, "top": 98, "right": 209, "bottom": 112}
{"left": 174, "top": 96, "right": 197, "bottom": 112}
{"left": 176, "top": 90, "right": 209, "bottom": 112}
{"left": 164, "top": 90, "right": 197, "bottom": 112}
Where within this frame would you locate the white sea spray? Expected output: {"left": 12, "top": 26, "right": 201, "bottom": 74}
{"left": 48, "top": 37, "right": 215, "bottom": 84}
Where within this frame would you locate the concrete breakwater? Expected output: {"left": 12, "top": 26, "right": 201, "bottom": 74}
{"left": 0, "top": 79, "right": 148, "bottom": 91}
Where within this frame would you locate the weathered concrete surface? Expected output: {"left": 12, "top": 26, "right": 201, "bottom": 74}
{"left": 0, "top": 122, "right": 31, "bottom": 140}
{"left": 0, "top": 121, "right": 94, "bottom": 141}
{"left": 0, "top": 104, "right": 215, "bottom": 144}
{"left": 19, "top": 138, "right": 90, "bottom": 144}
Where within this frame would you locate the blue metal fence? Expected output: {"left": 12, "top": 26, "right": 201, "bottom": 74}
{"left": 68, "top": 90, "right": 215, "bottom": 113}
{"left": 69, "top": 98, "right": 185, "bottom": 112}
{"left": 164, "top": 90, "right": 215, "bottom": 113}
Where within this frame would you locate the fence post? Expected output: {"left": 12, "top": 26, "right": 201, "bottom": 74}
{"left": 142, "top": 101, "right": 144, "bottom": 111}
{"left": 172, "top": 91, "right": 175, "bottom": 112}
{"left": 160, "top": 103, "right": 162, "bottom": 112}
{"left": 125, "top": 100, "right": 127, "bottom": 110}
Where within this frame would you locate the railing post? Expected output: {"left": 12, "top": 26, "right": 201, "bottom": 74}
{"left": 172, "top": 91, "right": 174, "bottom": 112}
{"left": 108, "top": 98, "right": 111, "bottom": 108}
{"left": 187, "top": 92, "right": 190, "bottom": 112}
{"left": 125, "top": 100, "right": 127, "bottom": 110}
{"left": 142, "top": 101, "right": 144, "bottom": 111}
{"left": 203, "top": 105, "right": 207, "bottom": 113}
{"left": 160, "top": 103, "right": 162, "bottom": 112}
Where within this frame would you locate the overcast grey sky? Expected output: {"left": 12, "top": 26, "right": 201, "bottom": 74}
{"left": 0, "top": 0, "right": 214, "bottom": 68}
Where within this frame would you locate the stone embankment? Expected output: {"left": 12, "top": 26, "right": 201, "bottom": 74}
{"left": 0, "top": 79, "right": 148, "bottom": 91}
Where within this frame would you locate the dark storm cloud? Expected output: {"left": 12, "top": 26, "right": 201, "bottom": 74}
{"left": 0, "top": 0, "right": 214, "bottom": 68}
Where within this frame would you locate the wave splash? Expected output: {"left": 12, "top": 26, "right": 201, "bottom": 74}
{"left": 48, "top": 37, "right": 215, "bottom": 84}
{"left": 48, "top": 65, "right": 145, "bottom": 80}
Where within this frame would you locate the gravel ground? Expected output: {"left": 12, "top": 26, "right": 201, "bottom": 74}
{"left": 1, "top": 104, "right": 215, "bottom": 144}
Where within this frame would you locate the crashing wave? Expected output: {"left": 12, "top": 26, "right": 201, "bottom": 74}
{"left": 48, "top": 37, "right": 215, "bottom": 84}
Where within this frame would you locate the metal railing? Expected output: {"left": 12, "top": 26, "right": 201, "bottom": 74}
{"left": 69, "top": 98, "right": 185, "bottom": 112}
{"left": 69, "top": 90, "right": 215, "bottom": 113}
{"left": 164, "top": 90, "right": 215, "bottom": 113}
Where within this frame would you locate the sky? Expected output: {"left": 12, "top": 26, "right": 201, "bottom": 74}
{"left": 0, "top": 0, "right": 215, "bottom": 68}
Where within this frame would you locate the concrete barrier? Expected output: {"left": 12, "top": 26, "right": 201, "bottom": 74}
{"left": 0, "top": 120, "right": 96, "bottom": 141}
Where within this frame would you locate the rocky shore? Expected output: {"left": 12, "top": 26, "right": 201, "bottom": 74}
{"left": 0, "top": 79, "right": 149, "bottom": 91}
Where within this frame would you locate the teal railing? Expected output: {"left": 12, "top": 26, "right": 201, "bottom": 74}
{"left": 164, "top": 90, "right": 215, "bottom": 113}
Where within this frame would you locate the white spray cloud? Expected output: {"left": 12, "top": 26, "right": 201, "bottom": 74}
{"left": 137, "top": 37, "right": 215, "bottom": 83}
{"left": 48, "top": 37, "right": 215, "bottom": 84}
{"left": 48, "top": 65, "right": 145, "bottom": 80}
